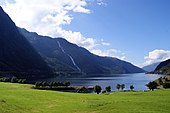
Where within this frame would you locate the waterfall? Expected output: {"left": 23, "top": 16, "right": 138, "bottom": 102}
{"left": 57, "top": 41, "right": 81, "bottom": 72}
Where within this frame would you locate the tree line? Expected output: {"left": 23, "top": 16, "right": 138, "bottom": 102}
{"left": 34, "top": 81, "right": 71, "bottom": 88}
{"left": 0, "top": 77, "right": 27, "bottom": 84}
{"left": 94, "top": 84, "right": 135, "bottom": 94}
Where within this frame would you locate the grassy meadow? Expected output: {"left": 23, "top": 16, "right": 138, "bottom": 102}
{"left": 0, "top": 82, "right": 170, "bottom": 113}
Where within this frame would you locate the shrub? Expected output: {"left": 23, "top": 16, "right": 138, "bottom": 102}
{"left": 94, "top": 85, "right": 102, "bottom": 94}
{"left": 120, "top": 84, "right": 125, "bottom": 91}
{"left": 105, "top": 86, "right": 111, "bottom": 92}
{"left": 77, "top": 87, "right": 89, "bottom": 93}
{"left": 146, "top": 81, "right": 158, "bottom": 91}
{"left": 163, "top": 82, "right": 170, "bottom": 88}
{"left": 17, "top": 79, "right": 23, "bottom": 83}
{"left": 64, "top": 81, "right": 70, "bottom": 87}
{"left": 102, "top": 90, "right": 107, "bottom": 93}
{"left": 21, "top": 79, "right": 26, "bottom": 84}
{"left": 130, "top": 85, "right": 134, "bottom": 91}
{"left": 116, "top": 84, "right": 121, "bottom": 91}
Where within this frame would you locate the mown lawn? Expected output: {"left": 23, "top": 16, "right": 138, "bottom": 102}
{"left": 0, "top": 82, "right": 170, "bottom": 113}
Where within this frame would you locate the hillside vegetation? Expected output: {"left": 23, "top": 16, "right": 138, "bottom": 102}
{"left": 0, "top": 82, "right": 170, "bottom": 113}
{"left": 154, "top": 59, "right": 170, "bottom": 75}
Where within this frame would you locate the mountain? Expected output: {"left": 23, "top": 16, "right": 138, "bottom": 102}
{"left": 19, "top": 28, "right": 145, "bottom": 75}
{"left": 0, "top": 6, "right": 53, "bottom": 79}
{"left": 142, "top": 62, "right": 160, "bottom": 72}
{"left": 154, "top": 59, "right": 170, "bottom": 75}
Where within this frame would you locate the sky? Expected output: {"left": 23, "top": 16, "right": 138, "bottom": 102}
{"left": 1, "top": 0, "right": 170, "bottom": 67}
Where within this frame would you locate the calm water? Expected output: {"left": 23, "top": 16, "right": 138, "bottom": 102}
{"left": 45, "top": 73, "right": 165, "bottom": 91}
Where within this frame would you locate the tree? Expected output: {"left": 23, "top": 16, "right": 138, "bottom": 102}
{"left": 49, "top": 82, "right": 54, "bottom": 88}
{"left": 146, "top": 81, "right": 158, "bottom": 91}
{"left": 18, "top": 79, "right": 23, "bottom": 83}
{"left": 116, "top": 84, "right": 121, "bottom": 91}
{"left": 35, "top": 81, "right": 41, "bottom": 88}
{"left": 163, "top": 82, "right": 170, "bottom": 88}
{"left": 120, "top": 84, "right": 125, "bottom": 91}
{"left": 130, "top": 85, "right": 134, "bottom": 91}
{"left": 158, "top": 77, "right": 163, "bottom": 85}
{"left": 105, "top": 86, "right": 111, "bottom": 92}
{"left": 77, "top": 87, "right": 89, "bottom": 93}
{"left": 11, "top": 77, "right": 17, "bottom": 83}
{"left": 42, "top": 81, "right": 48, "bottom": 87}
{"left": 94, "top": 85, "right": 102, "bottom": 94}
{"left": 21, "top": 79, "right": 26, "bottom": 84}
{"left": 64, "top": 81, "right": 70, "bottom": 87}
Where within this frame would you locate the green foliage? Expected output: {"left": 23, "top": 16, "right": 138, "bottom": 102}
{"left": 0, "top": 77, "right": 10, "bottom": 82}
{"left": 120, "top": 84, "right": 125, "bottom": 91}
{"left": 11, "top": 77, "right": 17, "bottom": 83}
{"left": 34, "top": 81, "right": 71, "bottom": 89}
{"left": 0, "top": 77, "right": 27, "bottom": 84}
{"left": 105, "top": 86, "right": 111, "bottom": 92}
{"left": 21, "top": 79, "right": 26, "bottom": 84}
{"left": 102, "top": 90, "right": 107, "bottom": 93}
{"left": 64, "top": 81, "right": 70, "bottom": 87}
{"left": 77, "top": 87, "right": 89, "bottom": 93}
{"left": 130, "top": 85, "right": 134, "bottom": 91}
{"left": 116, "top": 84, "right": 121, "bottom": 91}
{"left": 94, "top": 85, "right": 102, "bottom": 94}
{"left": 163, "top": 82, "right": 170, "bottom": 88}
{"left": 146, "top": 81, "right": 158, "bottom": 91}
{"left": 158, "top": 77, "right": 163, "bottom": 85}
{"left": 1, "top": 82, "right": 170, "bottom": 113}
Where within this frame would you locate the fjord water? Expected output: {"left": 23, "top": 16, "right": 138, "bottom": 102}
{"left": 47, "top": 73, "right": 165, "bottom": 91}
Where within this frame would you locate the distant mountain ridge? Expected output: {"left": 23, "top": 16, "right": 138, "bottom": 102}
{"left": 142, "top": 62, "right": 160, "bottom": 72}
{"left": 19, "top": 28, "right": 145, "bottom": 75}
{"left": 0, "top": 6, "right": 53, "bottom": 78}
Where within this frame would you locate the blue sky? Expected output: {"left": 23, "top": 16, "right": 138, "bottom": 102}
{"left": 1, "top": 0, "right": 170, "bottom": 67}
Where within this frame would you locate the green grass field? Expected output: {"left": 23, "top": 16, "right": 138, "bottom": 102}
{"left": 0, "top": 82, "right": 170, "bottom": 113}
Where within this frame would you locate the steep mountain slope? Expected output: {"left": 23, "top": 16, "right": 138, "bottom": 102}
{"left": 0, "top": 6, "right": 53, "bottom": 78}
{"left": 142, "top": 62, "right": 160, "bottom": 72}
{"left": 154, "top": 59, "right": 170, "bottom": 75}
{"left": 19, "top": 28, "right": 145, "bottom": 75}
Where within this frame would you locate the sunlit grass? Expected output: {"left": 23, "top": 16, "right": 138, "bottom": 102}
{"left": 0, "top": 82, "right": 170, "bottom": 113}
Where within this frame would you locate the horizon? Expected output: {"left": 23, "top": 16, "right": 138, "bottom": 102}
{"left": 1, "top": 0, "right": 170, "bottom": 67}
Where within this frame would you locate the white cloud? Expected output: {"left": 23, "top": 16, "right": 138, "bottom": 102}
{"left": 97, "top": 0, "right": 107, "bottom": 6}
{"left": 91, "top": 49, "right": 126, "bottom": 60}
{"left": 1, "top": 0, "right": 126, "bottom": 60}
{"left": 1, "top": 0, "right": 99, "bottom": 49}
{"left": 53, "top": 27, "right": 97, "bottom": 50}
{"left": 100, "top": 39, "right": 110, "bottom": 46}
{"left": 142, "top": 49, "right": 170, "bottom": 67}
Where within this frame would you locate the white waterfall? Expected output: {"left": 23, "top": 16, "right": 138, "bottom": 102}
{"left": 57, "top": 41, "right": 81, "bottom": 72}
{"left": 57, "top": 41, "right": 65, "bottom": 53}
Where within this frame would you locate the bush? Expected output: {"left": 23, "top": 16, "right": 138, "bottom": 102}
{"left": 120, "top": 84, "right": 125, "bottom": 91}
{"left": 11, "top": 77, "right": 18, "bottom": 83}
{"left": 105, "top": 86, "right": 111, "bottom": 92}
{"left": 116, "top": 84, "right": 121, "bottom": 91}
{"left": 102, "top": 90, "right": 107, "bottom": 93}
{"left": 21, "top": 79, "right": 26, "bottom": 84}
{"left": 18, "top": 79, "right": 23, "bottom": 83}
{"left": 146, "top": 81, "right": 158, "bottom": 91}
{"left": 163, "top": 82, "right": 170, "bottom": 88}
{"left": 94, "top": 85, "right": 102, "bottom": 94}
{"left": 130, "top": 85, "right": 134, "bottom": 91}
{"left": 34, "top": 81, "right": 71, "bottom": 88}
{"left": 0, "top": 77, "right": 27, "bottom": 84}
{"left": 64, "top": 81, "right": 70, "bottom": 87}
{"left": 77, "top": 87, "right": 89, "bottom": 93}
